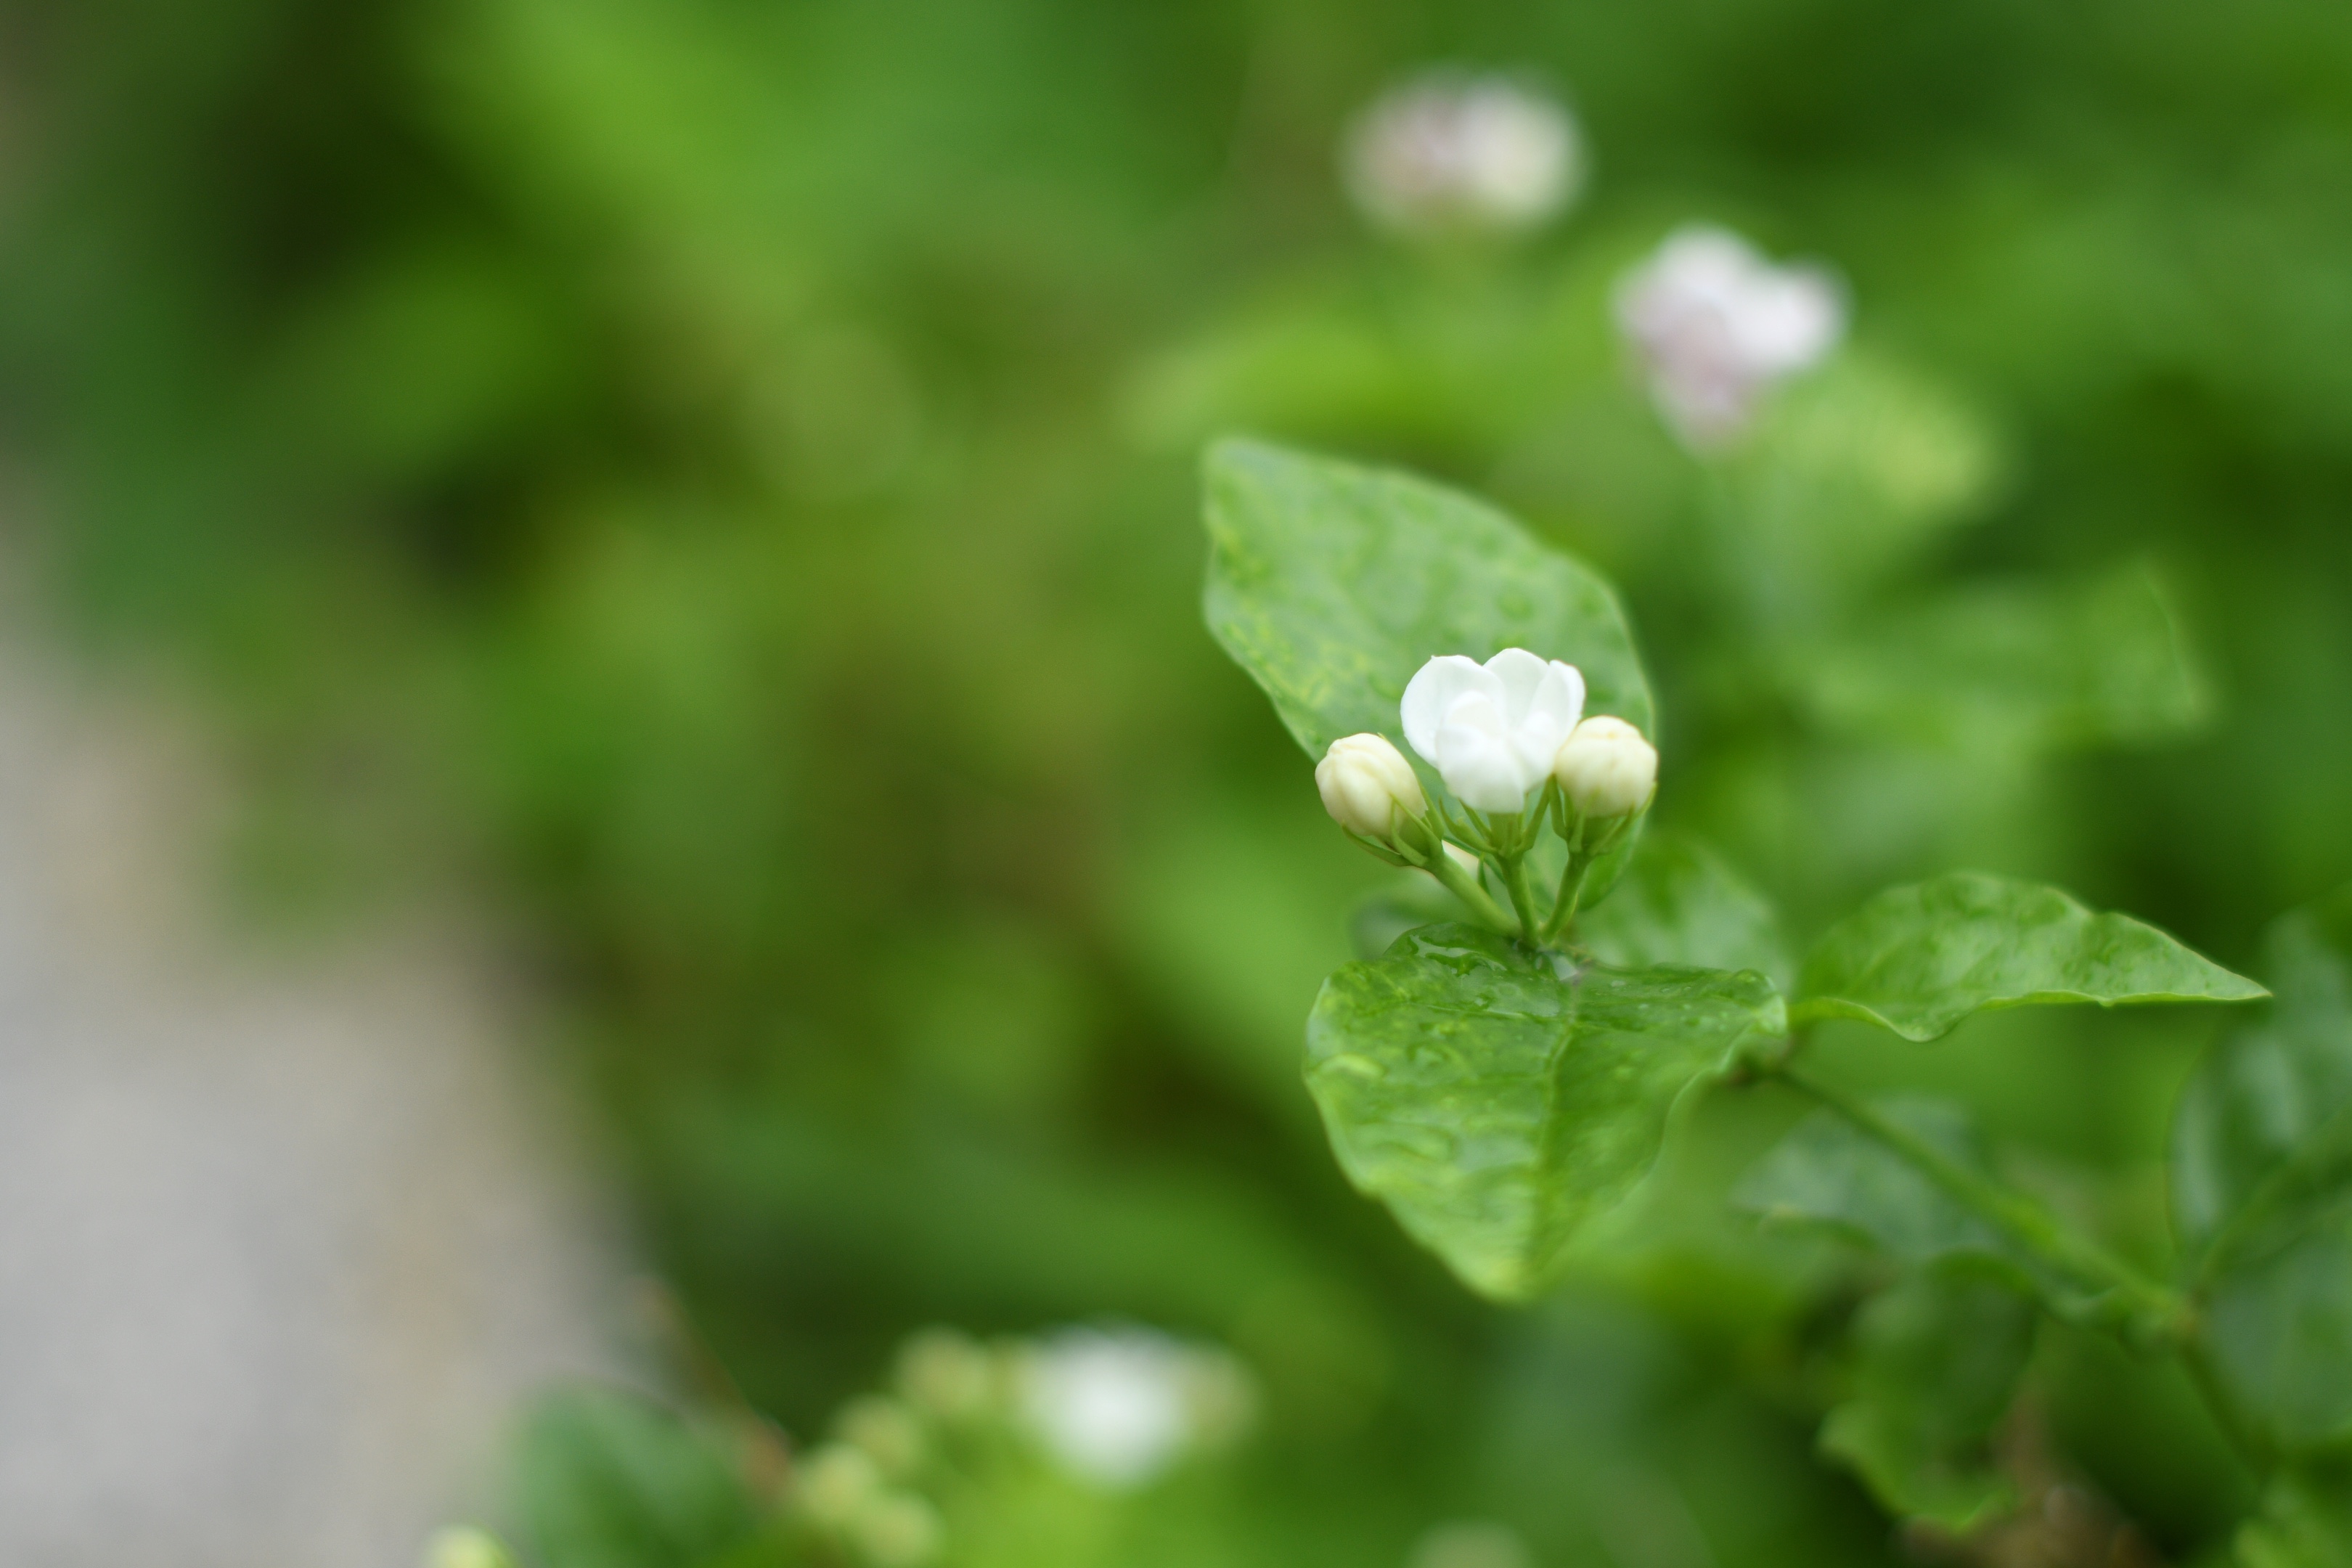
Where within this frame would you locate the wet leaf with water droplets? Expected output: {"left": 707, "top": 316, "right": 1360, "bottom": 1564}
{"left": 1306, "top": 922, "right": 1784, "bottom": 1300}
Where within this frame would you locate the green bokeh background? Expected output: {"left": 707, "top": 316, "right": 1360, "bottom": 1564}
{"left": 8, "top": 1, "right": 2351, "bottom": 1562}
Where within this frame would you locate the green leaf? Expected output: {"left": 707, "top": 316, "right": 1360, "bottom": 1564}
{"left": 1794, "top": 872, "right": 2265, "bottom": 1042}
{"left": 1739, "top": 1098, "right": 2014, "bottom": 1267}
{"left": 1306, "top": 923, "right": 1785, "bottom": 1300}
{"left": 512, "top": 1385, "right": 759, "bottom": 1568}
{"left": 1733, "top": 1095, "right": 2089, "bottom": 1317}
{"left": 1577, "top": 833, "right": 1790, "bottom": 990}
{"left": 1818, "top": 1267, "right": 2036, "bottom": 1533}
{"left": 2201, "top": 1218, "right": 2352, "bottom": 1454}
{"left": 2175, "top": 886, "right": 2352, "bottom": 1273}
{"left": 1201, "top": 439, "right": 1653, "bottom": 770}
{"left": 2175, "top": 885, "right": 2352, "bottom": 1454}
{"left": 2238, "top": 1466, "right": 2352, "bottom": 1568}
{"left": 1794, "top": 561, "right": 2207, "bottom": 754}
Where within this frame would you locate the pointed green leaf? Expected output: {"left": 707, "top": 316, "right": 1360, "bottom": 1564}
{"left": 1819, "top": 1268, "right": 2036, "bottom": 1534}
{"left": 2175, "top": 885, "right": 2352, "bottom": 1455}
{"left": 1201, "top": 439, "right": 1653, "bottom": 768}
{"left": 1577, "top": 833, "right": 1791, "bottom": 989}
{"left": 1793, "top": 873, "right": 2265, "bottom": 1042}
{"left": 1306, "top": 923, "right": 1784, "bottom": 1301}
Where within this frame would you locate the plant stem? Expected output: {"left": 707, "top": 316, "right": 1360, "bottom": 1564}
{"left": 1428, "top": 850, "right": 1514, "bottom": 933}
{"left": 1540, "top": 854, "right": 1593, "bottom": 945}
{"left": 1501, "top": 854, "right": 1544, "bottom": 942}
{"left": 1771, "top": 1063, "right": 2191, "bottom": 1349}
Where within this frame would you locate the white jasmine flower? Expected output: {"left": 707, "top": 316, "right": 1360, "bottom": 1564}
{"left": 1318, "top": 733, "right": 1429, "bottom": 841}
{"left": 1344, "top": 72, "right": 1582, "bottom": 237}
{"left": 1401, "top": 650, "right": 1585, "bottom": 814}
{"left": 1552, "top": 715, "right": 1657, "bottom": 818}
{"left": 1615, "top": 224, "right": 1845, "bottom": 446}
{"left": 1020, "top": 1326, "right": 1199, "bottom": 1488}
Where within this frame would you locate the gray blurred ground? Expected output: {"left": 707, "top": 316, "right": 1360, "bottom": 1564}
{"left": 0, "top": 649, "right": 626, "bottom": 1567}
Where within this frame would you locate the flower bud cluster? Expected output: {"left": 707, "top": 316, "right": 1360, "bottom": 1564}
{"left": 788, "top": 1320, "right": 1256, "bottom": 1564}
{"left": 1314, "top": 648, "right": 1659, "bottom": 943}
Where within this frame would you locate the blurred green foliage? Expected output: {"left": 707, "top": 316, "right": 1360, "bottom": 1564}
{"left": 9, "top": 1, "right": 2352, "bottom": 1563}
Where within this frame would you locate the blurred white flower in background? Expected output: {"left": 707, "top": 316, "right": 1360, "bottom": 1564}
{"left": 1615, "top": 224, "right": 1846, "bottom": 447}
{"left": 1019, "top": 1324, "right": 1254, "bottom": 1488}
{"left": 1344, "top": 72, "right": 1583, "bottom": 238}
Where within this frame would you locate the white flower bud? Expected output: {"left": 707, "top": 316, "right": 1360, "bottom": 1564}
{"left": 1552, "top": 716, "right": 1657, "bottom": 819}
{"left": 1344, "top": 72, "right": 1583, "bottom": 238}
{"left": 1023, "top": 1327, "right": 1193, "bottom": 1488}
{"left": 1615, "top": 224, "right": 1845, "bottom": 446}
{"left": 1317, "top": 733, "right": 1429, "bottom": 840}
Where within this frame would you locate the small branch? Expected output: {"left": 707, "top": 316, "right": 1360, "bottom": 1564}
{"left": 1771, "top": 1063, "right": 2191, "bottom": 1349}
{"left": 1500, "top": 854, "right": 1545, "bottom": 942}
{"left": 1540, "top": 854, "right": 1593, "bottom": 945}
{"left": 1428, "top": 848, "right": 1514, "bottom": 933}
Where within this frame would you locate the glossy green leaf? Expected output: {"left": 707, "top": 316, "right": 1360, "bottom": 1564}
{"left": 1818, "top": 1268, "right": 2036, "bottom": 1533}
{"left": 2238, "top": 1466, "right": 2352, "bottom": 1568}
{"left": 512, "top": 1386, "right": 759, "bottom": 1568}
{"left": 1577, "top": 833, "right": 1790, "bottom": 989}
{"left": 1796, "top": 561, "right": 2207, "bottom": 754}
{"left": 1794, "top": 872, "right": 2265, "bottom": 1041}
{"left": 1201, "top": 439, "right": 1653, "bottom": 771}
{"left": 1307, "top": 923, "right": 1785, "bottom": 1301}
{"left": 2175, "top": 885, "right": 2352, "bottom": 1454}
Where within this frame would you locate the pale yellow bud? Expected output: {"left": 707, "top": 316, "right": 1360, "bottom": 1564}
{"left": 1316, "top": 734, "right": 1429, "bottom": 841}
{"left": 1551, "top": 716, "right": 1657, "bottom": 819}
{"left": 420, "top": 1527, "right": 517, "bottom": 1568}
